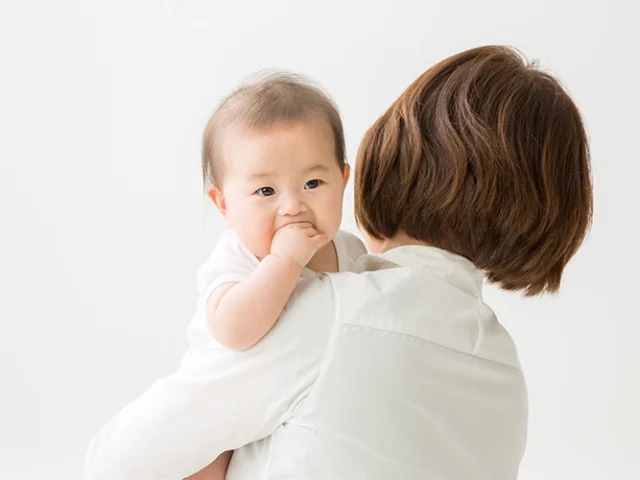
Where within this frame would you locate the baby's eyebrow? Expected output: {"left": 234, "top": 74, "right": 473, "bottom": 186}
{"left": 248, "top": 171, "right": 274, "bottom": 179}
{"left": 248, "top": 164, "right": 329, "bottom": 179}
{"left": 305, "top": 164, "right": 330, "bottom": 173}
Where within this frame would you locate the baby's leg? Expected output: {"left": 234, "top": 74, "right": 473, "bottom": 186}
{"left": 185, "top": 451, "right": 232, "bottom": 480}
{"left": 85, "top": 361, "right": 240, "bottom": 479}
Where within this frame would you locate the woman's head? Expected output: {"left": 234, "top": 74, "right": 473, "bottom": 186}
{"left": 355, "top": 45, "right": 592, "bottom": 295}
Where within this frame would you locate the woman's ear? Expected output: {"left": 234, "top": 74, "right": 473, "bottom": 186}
{"left": 208, "top": 186, "right": 227, "bottom": 219}
{"left": 343, "top": 165, "right": 351, "bottom": 186}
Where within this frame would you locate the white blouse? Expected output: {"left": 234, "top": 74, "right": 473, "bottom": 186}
{"left": 85, "top": 245, "right": 527, "bottom": 480}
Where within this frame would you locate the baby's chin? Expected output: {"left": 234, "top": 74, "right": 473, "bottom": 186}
{"left": 250, "top": 243, "right": 271, "bottom": 261}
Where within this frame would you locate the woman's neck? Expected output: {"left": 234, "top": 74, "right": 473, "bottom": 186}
{"left": 306, "top": 240, "right": 339, "bottom": 273}
{"left": 369, "top": 232, "right": 430, "bottom": 254}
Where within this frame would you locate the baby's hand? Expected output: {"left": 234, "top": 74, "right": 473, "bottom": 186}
{"left": 270, "top": 222, "right": 329, "bottom": 268}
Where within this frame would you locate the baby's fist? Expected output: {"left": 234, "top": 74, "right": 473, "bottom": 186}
{"left": 270, "top": 223, "right": 329, "bottom": 268}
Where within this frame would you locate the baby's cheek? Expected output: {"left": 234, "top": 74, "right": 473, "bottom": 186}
{"left": 322, "top": 200, "right": 344, "bottom": 237}
{"left": 256, "top": 228, "right": 274, "bottom": 257}
{"left": 243, "top": 222, "right": 273, "bottom": 258}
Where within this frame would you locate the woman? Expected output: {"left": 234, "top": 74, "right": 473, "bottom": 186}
{"left": 85, "top": 45, "right": 592, "bottom": 480}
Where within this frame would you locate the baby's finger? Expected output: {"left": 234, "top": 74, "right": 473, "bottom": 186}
{"left": 301, "top": 226, "right": 319, "bottom": 237}
{"left": 289, "top": 223, "right": 315, "bottom": 235}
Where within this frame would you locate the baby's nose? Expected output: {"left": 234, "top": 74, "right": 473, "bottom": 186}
{"left": 278, "top": 193, "right": 307, "bottom": 216}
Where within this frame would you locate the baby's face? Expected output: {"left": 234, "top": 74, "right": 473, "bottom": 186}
{"left": 213, "top": 120, "right": 349, "bottom": 259}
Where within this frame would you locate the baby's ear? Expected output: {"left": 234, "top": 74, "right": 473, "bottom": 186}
{"left": 343, "top": 165, "right": 351, "bottom": 186}
{"left": 208, "top": 186, "right": 227, "bottom": 218}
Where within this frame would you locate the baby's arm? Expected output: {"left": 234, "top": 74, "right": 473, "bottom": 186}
{"left": 207, "top": 252, "right": 303, "bottom": 351}
{"left": 208, "top": 223, "right": 328, "bottom": 351}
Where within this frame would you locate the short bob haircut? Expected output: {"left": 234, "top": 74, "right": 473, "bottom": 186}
{"left": 355, "top": 46, "right": 592, "bottom": 295}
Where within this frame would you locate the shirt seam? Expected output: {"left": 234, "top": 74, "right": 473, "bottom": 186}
{"left": 472, "top": 298, "right": 485, "bottom": 356}
{"left": 339, "top": 320, "right": 522, "bottom": 372}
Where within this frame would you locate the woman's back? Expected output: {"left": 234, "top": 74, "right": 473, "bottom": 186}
{"left": 228, "top": 246, "right": 528, "bottom": 479}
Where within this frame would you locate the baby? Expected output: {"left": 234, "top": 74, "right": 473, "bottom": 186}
{"left": 84, "top": 72, "right": 366, "bottom": 480}
{"left": 182, "top": 73, "right": 366, "bottom": 478}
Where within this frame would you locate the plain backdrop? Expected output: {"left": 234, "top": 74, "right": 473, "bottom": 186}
{"left": 1, "top": 1, "right": 638, "bottom": 478}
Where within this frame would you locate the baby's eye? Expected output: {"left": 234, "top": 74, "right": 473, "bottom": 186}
{"left": 304, "top": 179, "right": 323, "bottom": 189}
{"left": 255, "top": 186, "right": 276, "bottom": 197}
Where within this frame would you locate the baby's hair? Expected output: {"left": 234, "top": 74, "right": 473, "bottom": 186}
{"left": 202, "top": 72, "right": 346, "bottom": 187}
{"left": 355, "top": 45, "right": 593, "bottom": 295}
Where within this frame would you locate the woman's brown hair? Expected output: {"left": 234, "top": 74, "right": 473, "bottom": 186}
{"left": 355, "top": 45, "right": 592, "bottom": 295}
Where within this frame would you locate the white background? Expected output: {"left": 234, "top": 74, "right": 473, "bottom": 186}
{"left": 1, "top": 1, "right": 638, "bottom": 478}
